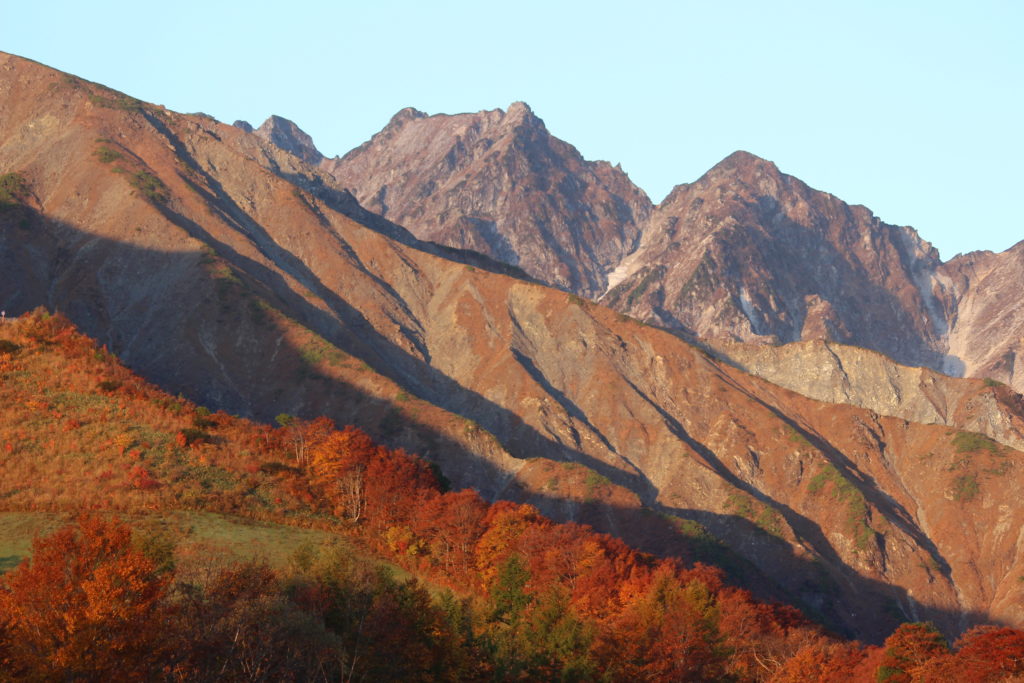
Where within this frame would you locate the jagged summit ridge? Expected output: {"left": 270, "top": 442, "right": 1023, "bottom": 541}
{"left": 241, "top": 99, "right": 1024, "bottom": 391}
{"left": 321, "top": 102, "right": 652, "bottom": 296}
{"left": 10, "top": 51, "right": 1024, "bottom": 641}
{"left": 255, "top": 114, "right": 324, "bottom": 166}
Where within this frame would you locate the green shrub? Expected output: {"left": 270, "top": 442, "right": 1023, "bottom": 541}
{"left": 192, "top": 406, "right": 216, "bottom": 429}
{"left": 952, "top": 473, "right": 980, "bottom": 502}
{"left": 622, "top": 265, "right": 666, "bottom": 307}
{"left": 952, "top": 431, "right": 999, "bottom": 455}
{"left": 0, "top": 172, "right": 29, "bottom": 209}
{"left": 180, "top": 427, "right": 210, "bottom": 446}
{"left": 127, "top": 170, "right": 168, "bottom": 204}
{"left": 94, "top": 145, "right": 123, "bottom": 163}
{"left": 808, "top": 464, "right": 876, "bottom": 550}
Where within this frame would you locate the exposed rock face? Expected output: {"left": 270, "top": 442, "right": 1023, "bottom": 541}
{"left": 604, "top": 152, "right": 954, "bottom": 369}
{"left": 322, "top": 103, "right": 653, "bottom": 297}
{"left": 710, "top": 338, "right": 1024, "bottom": 452}
{"left": 255, "top": 114, "right": 324, "bottom": 166}
{"left": 261, "top": 109, "right": 1024, "bottom": 395}
{"left": 7, "top": 53, "right": 1024, "bottom": 642}
{"left": 942, "top": 242, "right": 1024, "bottom": 390}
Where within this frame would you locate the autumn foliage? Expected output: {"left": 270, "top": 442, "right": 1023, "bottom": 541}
{"left": 3, "top": 309, "right": 1024, "bottom": 680}
{"left": 0, "top": 515, "right": 170, "bottom": 679}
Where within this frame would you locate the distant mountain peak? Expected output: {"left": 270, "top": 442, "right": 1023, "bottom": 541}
{"left": 255, "top": 115, "right": 323, "bottom": 166}
{"left": 326, "top": 101, "right": 651, "bottom": 296}
{"left": 233, "top": 120, "right": 254, "bottom": 133}
{"left": 387, "top": 106, "right": 428, "bottom": 128}
{"left": 501, "top": 101, "right": 543, "bottom": 130}
{"left": 709, "top": 150, "right": 781, "bottom": 177}
{"left": 505, "top": 100, "right": 534, "bottom": 117}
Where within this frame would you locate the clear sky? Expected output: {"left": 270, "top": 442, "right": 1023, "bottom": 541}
{"left": 3, "top": 1, "right": 1021, "bottom": 260}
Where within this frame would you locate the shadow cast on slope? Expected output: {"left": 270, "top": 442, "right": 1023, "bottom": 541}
{"left": 0, "top": 205, "right": 1000, "bottom": 646}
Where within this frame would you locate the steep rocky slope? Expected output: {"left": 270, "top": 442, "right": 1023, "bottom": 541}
{"left": 301, "top": 109, "right": 1024, "bottom": 394}
{"left": 604, "top": 152, "right": 953, "bottom": 369}
{"left": 252, "top": 114, "right": 324, "bottom": 166}
{"left": 321, "top": 103, "right": 653, "bottom": 297}
{"left": 709, "top": 338, "right": 1024, "bottom": 452}
{"left": 5, "top": 53, "right": 1024, "bottom": 642}
{"left": 942, "top": 242, "right": 1024, "bottom": 390}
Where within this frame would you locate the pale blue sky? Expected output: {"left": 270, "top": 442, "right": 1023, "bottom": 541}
{"left": 3, "top": 1, "right": 1021, "bottom": 260}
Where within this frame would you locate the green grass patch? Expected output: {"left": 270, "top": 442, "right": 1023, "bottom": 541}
{"left": 93, "top": 145, "right": 123, "bottom": 164}
{"left": 0, "top": 512, "right": 67, "bottom": 572}
{"left": 298, "top": 335, "right": 347, "bottom": 367}
{"left": 807, "top": 464, "right": 876, "bottom": 550}
{"left": 126, "top": 169, "right": 168, "bottom": 204}
{"left": 583, "top": 469, "right": 612, "bottom": 501}
{"left": 725, "top": 493, "right": 783, "bottom": 537}
{"left": 951, "top": 473, "right": 980, "bottom": 502}
{"left": 786, "top": 425, "right": 813, "bottom": 449}
{"left": 952, "top": 431, "right": 999, "bottom": 455}
{"left": 88, "top": 91, "right": 144, "bottom": 112}
{"left": 0, "top": 511, "right": 413, "bottom": 583}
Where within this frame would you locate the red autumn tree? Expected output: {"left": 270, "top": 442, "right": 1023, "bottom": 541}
{"left": 916, "top": 625, "right": 1024, "bottom": 682}
{"left": 600, "top": 564, "right": 728, "bottom": 681}
{"left": 876, "top": 621, "right": 950, "bottom": 683}
{"left": 0, "top": 515, "right": 170, "bottom": 679}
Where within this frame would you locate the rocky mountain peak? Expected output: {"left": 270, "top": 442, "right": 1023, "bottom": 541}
{"left": 502, "top": 100, "right": 538, "bottom": 124}
{"left": 694, "top": 150, "right": 787, "bottom": 200}
{"left": 322, "top": 103, "right": 652, "bottom": 296}
{"left": 255, "top": 115, "right": 324, "bottom": 166}
{"left": 232, "top": 120, "right": 254, "bottom": 133}
{"left": 384, "top": 106, "right": 428, "bottom": 131}
{"left": 710, "top": 149, "right": 779, "bottom": 174}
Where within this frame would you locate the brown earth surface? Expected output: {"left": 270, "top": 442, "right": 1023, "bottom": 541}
{"left": 4, "top": 53, "right": 1024, "bottom": 642}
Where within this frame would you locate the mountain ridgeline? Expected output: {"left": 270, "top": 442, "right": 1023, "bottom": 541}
{"left": 4, "top": 50, "right": 1024, "bottom": 649}
{"left": 250, "top": 105, "right": 1024, "bottom": 395}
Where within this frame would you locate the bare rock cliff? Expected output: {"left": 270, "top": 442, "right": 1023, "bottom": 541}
{"left": 710, "top": 338, "right": 1024, "bottom": 452}
{"left": 604, "top": 152, "right": 954, "bottom": 370}
{"left": 321, "top": 103, "right": 653, "bottom": 297}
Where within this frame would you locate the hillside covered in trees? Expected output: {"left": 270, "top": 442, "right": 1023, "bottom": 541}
{"left": 0, "top": 310, "right": 1022, "bottom": 680}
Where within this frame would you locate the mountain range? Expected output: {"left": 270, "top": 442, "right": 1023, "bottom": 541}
{"left": 4, "top": 51, "right": 1024, "bottom": 646}
{"left": 248, "top": 103, "right": 1024, "bottom": 394}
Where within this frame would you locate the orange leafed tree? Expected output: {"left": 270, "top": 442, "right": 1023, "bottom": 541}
{"left": 0, "top": 514, "right": 170, "bottom": 679}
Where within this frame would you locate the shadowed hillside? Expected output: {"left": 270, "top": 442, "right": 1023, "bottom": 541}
{"left": 5, "top": 53, "right": 1024, "bottom": 644}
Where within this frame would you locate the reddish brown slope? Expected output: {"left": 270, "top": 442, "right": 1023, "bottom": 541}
{"left": 4, "top": 53, "right": 1024, "bottom": 641}
{"left": 300, "top": 106, "right": 1024, "bottom": 395}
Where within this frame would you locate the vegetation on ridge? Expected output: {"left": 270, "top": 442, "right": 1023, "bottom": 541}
{"left": 2, "top": 312, "right": 1024, "bottom": 679}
